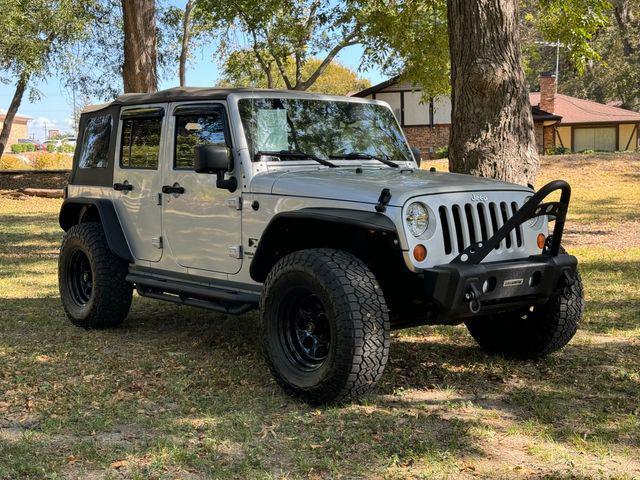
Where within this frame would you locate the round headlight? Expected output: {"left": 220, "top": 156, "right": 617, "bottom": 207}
{"left": 406, "top": 202, "right": 429, "bottom": 237}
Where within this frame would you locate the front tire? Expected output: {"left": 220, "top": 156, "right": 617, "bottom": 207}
{"left": 465, "top": 266, "right": 584, "bottom": 359}
{"left": 260, "top": 249, "right": 390, "bottom": 404}
{"left": 58, "top": 222, "right": 132, "bottom": 329}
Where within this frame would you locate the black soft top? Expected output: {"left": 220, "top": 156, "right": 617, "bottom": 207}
{"left": 111, "top": 87, "right": 300, "bottom": 107}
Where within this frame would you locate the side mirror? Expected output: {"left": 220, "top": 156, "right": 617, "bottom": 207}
{"left": 195, "top": 144, "right": 231, "bottom": 174}
{"left": 410, "top": 146, "right": 422, "bottom": 167}
{"left": 194, "top": 144, "right": 237, "bottom": 192}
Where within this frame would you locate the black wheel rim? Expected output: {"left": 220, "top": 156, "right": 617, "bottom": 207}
{"left": 67, "top": 248, "right": 93, "bottom": 307}
{"left": 280, "top": 289, "right": 331, "bottom": 371}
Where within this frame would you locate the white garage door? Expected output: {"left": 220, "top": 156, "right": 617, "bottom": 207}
{"left": 573, "top": 127, "right": 617, "bottom": 152}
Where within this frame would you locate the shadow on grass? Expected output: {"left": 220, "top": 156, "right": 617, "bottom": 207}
{"left": 572, "top": 196, "right": 639, "bottom": 222}
{"left": 2, "top": 286, "right": 639, "bottom": 477}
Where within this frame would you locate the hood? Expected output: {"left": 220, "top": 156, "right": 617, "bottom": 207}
{"left": 250, "top": 167, "right": 531, "bottom": 206}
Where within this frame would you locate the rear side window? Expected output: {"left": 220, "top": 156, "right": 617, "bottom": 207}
{"left": 120, "top": 117, "right": 162, "bottom": 169}
{"left": 78, "top": 114, "right": 112, "bottom": 169}
{"left": 174, "top": 110, "right": 226, "bottom": 169}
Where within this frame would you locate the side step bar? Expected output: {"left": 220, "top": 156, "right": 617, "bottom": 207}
{"left": 126, "top": 271, "right": 259, "bottom": 315}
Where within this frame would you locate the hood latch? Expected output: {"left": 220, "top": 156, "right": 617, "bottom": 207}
{"left": 375, "top": 188, "right": 392, "bottom": 213}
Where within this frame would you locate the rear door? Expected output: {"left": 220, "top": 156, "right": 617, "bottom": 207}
{"left": 161, "top": 102, "right": 242, "bottom": 274}
{"left": 112, "top": 105, "right": 166, "bottom": 262}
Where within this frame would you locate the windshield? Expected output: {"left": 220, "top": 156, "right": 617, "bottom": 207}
{"left": 238, "top": 98, "right": 412, "bottom": 163}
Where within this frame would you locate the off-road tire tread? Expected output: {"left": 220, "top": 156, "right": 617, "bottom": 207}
{"left": 261, "top": 249, "right": 390, "bottom": 404}
{"left": 59, "top": 222, "right": 132, "bottom": 329}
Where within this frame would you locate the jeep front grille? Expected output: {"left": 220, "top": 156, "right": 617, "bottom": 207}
{"left": 438, "top": 201, "right": 524, "bottom": 255}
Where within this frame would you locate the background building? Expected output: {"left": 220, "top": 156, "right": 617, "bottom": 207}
{"left": 353, "top": 73, "right": 640, "bottom": 156}
{"left": 0, "top": 111, "right": 32, "bottom": 149}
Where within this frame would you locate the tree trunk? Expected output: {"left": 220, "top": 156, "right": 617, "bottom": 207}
{"left": 0, "top": 73, "right": 30, "bottom": 158}
{"left": 179, "top": 0, "right": 195, "bottom": 87}
{"left": 447, "top": 0, "right": 538, "bottom": 185}
{"left": 121, "top": 0, "right": 158, "bottom": 93}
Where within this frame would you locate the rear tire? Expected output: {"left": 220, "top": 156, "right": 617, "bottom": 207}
{"left": 59, "top": 222, "right": 132, "bottom": 329}
{"left": 260, "top": 249, "right": 390, "bottom": 404}
{"left": 465, "top": 262, "right": 584, "bottom": 359}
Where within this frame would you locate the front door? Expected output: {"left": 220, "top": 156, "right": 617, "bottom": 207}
{"left": 112, "top": 105, "right": 166, "bottom": 263}
{"left": 161, "top": 102, "right": 242, "bottom": 274}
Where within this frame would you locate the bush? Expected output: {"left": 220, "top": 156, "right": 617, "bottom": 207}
{"left": 547, "top": 146, "right": 568, "bottom": 155}
{"left": 10, "top": 143, "right": 36, "bottom": 154}
{"left": 58, "top": 144, "right": 75, "bottom": 153}
{"left": 0, "top": 155, "right": 28, "bottom": 170}
{"left": 435, "top": 146, "right": 449, "bottom": 159}
{"left": 31, "top": 152, "right": 72, "bottom": 170}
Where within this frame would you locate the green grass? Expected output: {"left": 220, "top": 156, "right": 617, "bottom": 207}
{"left": 1, "top": 154, "right": 639, "bottom": 479}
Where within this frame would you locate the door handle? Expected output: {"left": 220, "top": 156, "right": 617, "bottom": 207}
{"left": 162, "top": 184, "right": 185, "bottom": 195}
{"left": 113, "top": 182, "right": 133, "bottom": 191}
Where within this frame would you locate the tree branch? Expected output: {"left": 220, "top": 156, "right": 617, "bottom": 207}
{"left": 295, "top": 30, "right": 360, "bottom": 90}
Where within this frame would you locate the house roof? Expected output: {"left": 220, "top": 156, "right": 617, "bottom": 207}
{"left": 352, "top": 76, "right": 401, "bottom": 98}
{"left": 353, "top": 77, "right": 640, "bottom": 125}
{"left": 530, "top": 92, "right": 640, "bottom": 124}
{"left": 531, "top": 105, "right": 562, "bottom": 122}
{"left": 352, "top": 78, "right": 561, "bottom": 122}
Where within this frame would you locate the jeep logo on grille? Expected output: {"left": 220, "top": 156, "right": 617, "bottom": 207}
{"left": 471, "top": 193, "right": 488, "bottom": 202}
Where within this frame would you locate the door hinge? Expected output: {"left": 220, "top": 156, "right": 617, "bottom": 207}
{"left": 151, "top": 236, "right": 163, "bottom": 249}
{"left": 226, "top": 196, "right": 242, "bottom": 210}
{"left": 228, "top": 245, "right": 243, "bottom": 259}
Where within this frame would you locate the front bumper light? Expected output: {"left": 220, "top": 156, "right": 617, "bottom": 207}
{"left": 406, "top": 202, "right": 429, "bottom": 237}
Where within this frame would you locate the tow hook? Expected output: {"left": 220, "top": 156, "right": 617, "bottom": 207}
{"left": 465, "top": 284, "right": 482, "bottom": 314}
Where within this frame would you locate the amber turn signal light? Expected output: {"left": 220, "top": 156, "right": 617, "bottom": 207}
{"left": 537, "top": 233, "right": 546, "bottom": 249}
{"left": 413, "top": 244, "right": 427, "bottom": 262}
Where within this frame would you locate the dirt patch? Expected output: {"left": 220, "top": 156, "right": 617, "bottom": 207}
{"left": 0, "top": 171, "right": 70, "bottom": 190}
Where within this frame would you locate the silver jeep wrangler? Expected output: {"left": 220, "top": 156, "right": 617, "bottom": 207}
{"left": 58, "top": 88, "right": 584, "bottom": 404}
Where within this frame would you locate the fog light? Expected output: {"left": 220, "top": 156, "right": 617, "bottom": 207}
{"left": 537, "top": 233, "right": 546, "bottom": 249}
{"left": 413, "top": 244, "right": 427, "bottom": 262}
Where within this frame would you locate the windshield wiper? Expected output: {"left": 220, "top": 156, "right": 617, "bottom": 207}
{"left": 329, "top": 152, "right": 399, "bottom": 168}
{"left": 256, "top": 150, "right": 337, "bottom": 168}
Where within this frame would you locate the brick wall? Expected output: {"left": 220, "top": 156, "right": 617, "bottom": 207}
{"left": 534, "top": 123, "right": 544, "bottom": 152}
{"left": 539, "top": 73, "right": 556, "bottom": 114}
{"left": 0, "top": 120, "right": 29, "bottom": 148}
{"left": 404, "top": 123, "right": 552, "bottom": 156}
{"left": 403, "top": 125, "right": 450, "bottom": 157}
{"left": 543, "top": 125, "right": 556, "bottom": 152}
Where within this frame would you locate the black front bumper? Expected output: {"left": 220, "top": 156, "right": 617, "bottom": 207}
{"left": 422, "top": 180, "right": 578, "bottom": 320}
{"left": 423, "top": 254, "right": 578, "bottom": 319}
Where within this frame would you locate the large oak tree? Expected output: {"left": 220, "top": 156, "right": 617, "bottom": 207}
{"left": 361, "top": 0, "right": 608, "bottom": 184}
{"left": 121, "top": 0, "right": 158, "bottom": 93}
{"left": 447, "top": 0, "right": 538, "bottom": 184}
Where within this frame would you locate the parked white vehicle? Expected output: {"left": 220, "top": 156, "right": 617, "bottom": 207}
{"left": 58, "top": 88, "right": 583, "bottom": 404}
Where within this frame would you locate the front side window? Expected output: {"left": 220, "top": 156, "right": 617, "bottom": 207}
{"left": 78, "top": 114, "right": 112, "bottom": 169}
{"left": 174, "top": 110, "right": 226, "bottom": 169}
{"left": 120, "top": 117, "right": 162, "bottom": 169}
{"left": 239, "top": 98, "right": 412, "bottom": 163}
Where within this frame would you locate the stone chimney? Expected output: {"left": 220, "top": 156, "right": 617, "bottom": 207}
{"left": 539, "top": 71, "right": 556, "bottom": 114}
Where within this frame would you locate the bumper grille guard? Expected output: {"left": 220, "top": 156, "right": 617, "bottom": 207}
{"left": 450, "top": 180, "right": 571, "bottom": 265}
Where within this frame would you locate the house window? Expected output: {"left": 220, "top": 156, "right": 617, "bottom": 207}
{"left": 573, "top": 127, "right": 617, "bottom": 152}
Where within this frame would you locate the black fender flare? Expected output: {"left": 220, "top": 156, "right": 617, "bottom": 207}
{"left": 249, "top": 207, "right": 399, "bottom": 282}
{"left": 59, "top": 197, "right": 134, "bottom": 262}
